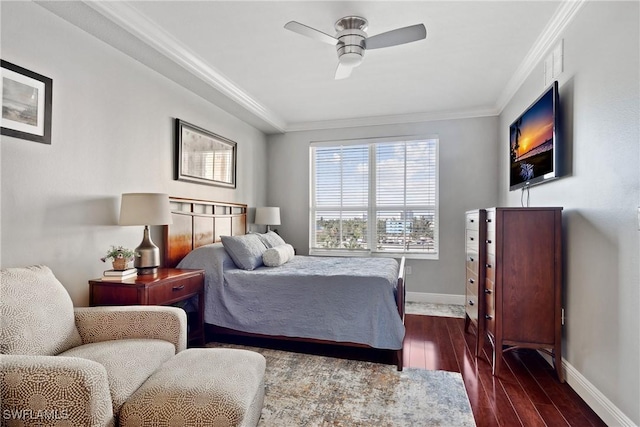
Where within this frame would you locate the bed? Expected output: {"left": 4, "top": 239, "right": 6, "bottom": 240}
{"left": 163, "top": 197, "right": 406, "bottom": 370}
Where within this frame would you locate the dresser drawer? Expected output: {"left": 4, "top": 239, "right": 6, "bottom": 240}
{"left": 466, "top": 269, "right": 479, "bottom": 290}
{"left": 466, "top": 229, "right": 479, "bottom": 251}
{"left": 466, "top": 252, "right": 480, "bottom": 274}
{"left": 148, "top": 275, "right": 202, "bottom": 304}
{"left": 482, "top": 280, "right": 496, "bottom": 333}
{"left": 486, "top": 209, "right": 496, "bottom": 232}
{"left": 485, "top": 254, "right": 495, "bottom": 282}
{"left": 485, "top": 232, "right": 496, "bottom": 255}
{"left": 466, "top": 212, "right": 480, "bottom": 231}
{"left": 484, "top": 282, "right": 495, "bottom": 334}
{"left": 466, "top": 292, "right": 478, "bottom": 323}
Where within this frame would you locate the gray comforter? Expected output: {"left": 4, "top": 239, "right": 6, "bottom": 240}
{"left": 177, "top": 243, "right": 405, "bottom": 350}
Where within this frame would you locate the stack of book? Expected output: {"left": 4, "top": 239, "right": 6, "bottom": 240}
{"left": 102, "top": 268, "right": 137, "bottom": 281}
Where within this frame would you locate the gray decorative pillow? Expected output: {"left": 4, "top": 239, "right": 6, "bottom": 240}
{"left": 263, "top": 244, "right": 295, "bottom": 267}
{"left": 221, "top": 234, "right": 267, "bottom": 270}
{"left": 257, "top": 231, "right": 286, "bottom": 249}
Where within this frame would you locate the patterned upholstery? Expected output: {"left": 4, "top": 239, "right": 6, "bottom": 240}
{"left": 1, "top": 265, "right": 82, "bottom": 355}
{"left": 74, "top": 306, "right": 187, "bottom": 353}
{"left": 0, "top": 355, "right": 114, "bottom": 427}
{"left": 59, "top": 339, "right": 176, "bottom": 415}
{"left": 0, "top": 265, "right": 186, "bottom": 425}
{"left": 119, "top": 348, "right": 266, "bottom": 427}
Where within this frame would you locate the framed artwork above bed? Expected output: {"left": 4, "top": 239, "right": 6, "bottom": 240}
{"left": 174, "top": 119, "right": 237, "bottom": 188}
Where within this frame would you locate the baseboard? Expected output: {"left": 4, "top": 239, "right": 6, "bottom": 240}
{"left": 538, "top": 352, "right": 636, "bottom": 426}
{"left": 406, "top": 292, "right": 464, "bottom": 306}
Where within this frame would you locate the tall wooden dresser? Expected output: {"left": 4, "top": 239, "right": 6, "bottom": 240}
{"left": 482, "top": 207, "right": 564, "bottom": 382}
{"left": 464, "top": 209, "right": 486, "bottom": 357}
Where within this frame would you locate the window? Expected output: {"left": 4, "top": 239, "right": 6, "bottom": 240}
{"left": 310, "top": 137, "right": 438, "bottom": 258}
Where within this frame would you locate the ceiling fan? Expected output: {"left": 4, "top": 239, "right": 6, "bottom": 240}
{"left": 284, "top": 16, "right": 427, "bottom": 80}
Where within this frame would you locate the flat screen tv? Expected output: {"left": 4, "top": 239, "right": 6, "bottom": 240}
{"left": 509, "top": 81, "right": 560, "bottom": 191}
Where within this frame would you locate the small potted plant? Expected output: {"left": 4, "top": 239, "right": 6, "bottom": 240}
{"left": 101, "top": 246, "right": 136, "bottom": 270}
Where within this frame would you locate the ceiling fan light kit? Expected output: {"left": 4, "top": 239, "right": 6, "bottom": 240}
{"left": 284, "top": 16, "right": 426, "bottom": 80}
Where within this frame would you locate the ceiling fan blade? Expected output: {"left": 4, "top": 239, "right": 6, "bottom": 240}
{"left": 335, "top": 62, "right": 354, "bottom": 80}
{"left": 284, "top": 21, "right": 337, "bottom": 45}
{"left": 366, "top": 23, "right": 426, "bottom": 50}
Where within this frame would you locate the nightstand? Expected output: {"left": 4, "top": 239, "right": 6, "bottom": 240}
{"left": 89, "top": 268, "right": 205, "bottom": 346}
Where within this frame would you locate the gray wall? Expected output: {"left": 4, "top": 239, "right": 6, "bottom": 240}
{"left": 0, "top": 2, "right": 268, "bottom": 306}
{"left": 267, "top": 117, "right": 499, "bottom": 296}
{"left": 498, "top": 2, "right": 639, "bottom": 424}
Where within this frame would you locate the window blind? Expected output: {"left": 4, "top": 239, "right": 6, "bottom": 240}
{"left": 310, "top": 137, "right": 438, "bottom": 257}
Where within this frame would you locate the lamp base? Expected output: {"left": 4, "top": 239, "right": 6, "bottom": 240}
{"left": 134, "top": 225, "right": 161, "bottom": 275}
{"left": 136, "top": 266, "right": 158, "bottom": 275}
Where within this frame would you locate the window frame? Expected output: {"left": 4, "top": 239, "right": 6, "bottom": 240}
{"left": 309, "top": 135, "right": 439, "bottom": 260}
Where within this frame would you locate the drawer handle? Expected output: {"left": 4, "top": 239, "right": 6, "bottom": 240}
{"left": 486, "top": 219, "right": 492, "bottom": 223}
{"left": 470, "top": 219, "right": 475, "bottom": 223}
{"left": 468, "top": 300, "right": 474, "bottom": 306}
{"left": 486, "top": 264, "right": 492, "bottom": 269}
{"left": 469, "top": 257, "right": 474, "bottom": 262}
{"left": 470, "top": 237, "right": 474, "bottom": 241}
{"left": 469, "top": 278, "right": 475, "bottom": 284}
{"left": 486, "top": 239, "right": 492, "bottom": 244}
{"left": 172, "top": 285, "right": 185, "bottom": 291}
{"left": 485, "top": 314, "right": 493, "bottom": 320}
{"left": 484, "top": 288, "right": 492, "bottom": 294}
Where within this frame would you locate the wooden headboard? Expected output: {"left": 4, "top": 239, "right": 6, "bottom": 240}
{"left": 163, "top": 197, "right": 247, "bottom": 268}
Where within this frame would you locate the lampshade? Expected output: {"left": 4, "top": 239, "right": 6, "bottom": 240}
{"left": 255, "top": 207, "right": 281, "bottom": 226}
{"left": 118, "top": 193, "right": 172, "bottom": 275}
{"left": 119, "top": 193, "right": 173, "bottom": 226}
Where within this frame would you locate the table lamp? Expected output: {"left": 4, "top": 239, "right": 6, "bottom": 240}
{"left": 119, "top": 193, "right": 172, "bottom": 274}
{"left": 255, "top": 207, "right": 281, "bottom": 232}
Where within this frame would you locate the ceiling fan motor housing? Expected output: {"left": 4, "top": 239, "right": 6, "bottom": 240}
{"left": 335, "top": 16, "right": 367, "bottom": 66}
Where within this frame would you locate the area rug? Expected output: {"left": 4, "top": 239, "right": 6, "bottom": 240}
{"left": 405, "top": 301, "right": 465, "bottom": 318}
{"left": 209, "top": 342, "right": 476, "bottom": 426}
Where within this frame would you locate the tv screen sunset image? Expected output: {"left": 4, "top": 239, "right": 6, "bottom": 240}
{"left": 510, "top": 87, "right": 555, "bottom": 188}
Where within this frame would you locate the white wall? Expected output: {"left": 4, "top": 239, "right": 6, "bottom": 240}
{"left": 267, "top": 117, "right": 499, "bottom": 296}
{"left": 498, "top": 2, "right": 639, "bottom": 424}
{"left": 0, "top": 2, "right": 268, "bottom": 306}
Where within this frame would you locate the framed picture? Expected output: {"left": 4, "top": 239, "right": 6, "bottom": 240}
{"left": 1, "top": 60, "right": 52, "bottom": 145}
{"left": 175, "top": 119, "right": 237, "bottom": 188}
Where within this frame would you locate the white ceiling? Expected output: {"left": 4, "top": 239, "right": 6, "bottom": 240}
{"left": 40, "top": 1, "right": 581, "bottom": 134}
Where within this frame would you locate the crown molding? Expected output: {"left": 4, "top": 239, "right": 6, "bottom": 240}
{"left": 286, "top": 107, "right": 500, "bottom": 133}
{"left": 80, "top": 1, "right": 584, "bottom": 135}
{"left": 495, "top": 0, "right": 586, "bottom": 113}
{"left": 83, "top": 1, "right": 287, "bottom": 133}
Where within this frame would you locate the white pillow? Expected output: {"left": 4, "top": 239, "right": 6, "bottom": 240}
{"left": 221, "top": 234, "right": 267, "bottom": 270}
{"left": 262, "top": 244, "right": 295, "bottom": 267}
{"left": 257, "top": 231, "right": 286, "bottom": 248}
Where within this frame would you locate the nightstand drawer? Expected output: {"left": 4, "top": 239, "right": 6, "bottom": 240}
{"left": 148, "top": 275, "right": 202, "bottom": 304}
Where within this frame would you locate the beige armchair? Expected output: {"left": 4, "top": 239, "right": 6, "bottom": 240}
{"left": 0, "top": 265, "right": 187, "bottom": 426}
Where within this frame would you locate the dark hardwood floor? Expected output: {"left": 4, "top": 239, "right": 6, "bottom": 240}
{"left": 209, "top": 313, "right": 606, "bottom": 426}
{"left": 404, "top": 314, "right": 607, "bottom": 427}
